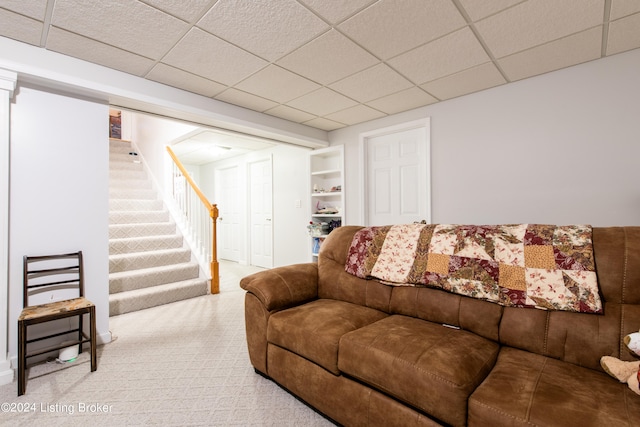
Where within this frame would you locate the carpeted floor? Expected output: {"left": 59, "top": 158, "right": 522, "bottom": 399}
{"left": 0, "top": 261, "right": 334, "bottom": 426}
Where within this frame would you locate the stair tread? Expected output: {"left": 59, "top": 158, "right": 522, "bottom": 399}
{"left": 109, "top": 262, "right": 201, "bottom": 294}
{"left": 109, "top": 234, "right": 180, "bottom": 243}
{"left": 109, "top": 278, "right": 207, "bottom": 299}
{"left": 109, "top": 221, "right": 175, "bottom": 227}
{"left": 109, "top": 209, "right": 167, "bottom": 214}
{"left": 109, "top": 247, "right": 190, "bottom": 259}
{"left": 109, "top": 278, "right": 208, "bottom": 316}
{"left": 109, "top": 262, "right": 199, "bottom": 279}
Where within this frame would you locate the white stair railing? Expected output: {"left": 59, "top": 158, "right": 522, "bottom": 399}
{"left": 165, "top": 146, "right": 219, "bottom": 294}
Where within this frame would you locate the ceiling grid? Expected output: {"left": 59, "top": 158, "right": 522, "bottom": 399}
{"left": 0, "top": 0, "right": 639, "bottom": 131}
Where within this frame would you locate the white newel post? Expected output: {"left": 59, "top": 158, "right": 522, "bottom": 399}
{"left": 0, "top": 69, "right": 17, "bottom": 385}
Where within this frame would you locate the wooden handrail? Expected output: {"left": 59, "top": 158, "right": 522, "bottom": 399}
{"left": 166, "top": 146, "right": 220, "bottom": 294}
{"left": 166, "top": 146, "right": 211, "bottom": 210}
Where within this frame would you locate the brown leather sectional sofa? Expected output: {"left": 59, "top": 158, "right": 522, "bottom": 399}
{"left": 240, "top": 225, "right": 640, "bottom": 426}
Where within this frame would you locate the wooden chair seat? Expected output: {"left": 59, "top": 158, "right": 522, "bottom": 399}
{"left": 18, "top": 297, "right": 94, "bottom": 321}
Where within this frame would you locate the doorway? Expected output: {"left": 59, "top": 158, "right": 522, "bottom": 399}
{"left": 360, "top": 118, "right": 431, "bottom": 226}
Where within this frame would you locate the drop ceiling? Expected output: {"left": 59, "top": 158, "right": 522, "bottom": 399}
{"left": 1, "top": 0, "right": 639, "bottom": 131}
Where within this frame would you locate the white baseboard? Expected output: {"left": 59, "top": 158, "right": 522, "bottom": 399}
{"left": 0, "top": 357, "right": 13, "bottom": 385}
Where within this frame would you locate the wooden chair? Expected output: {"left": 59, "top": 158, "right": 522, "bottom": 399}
{"left": 17, "top": 251, "right": 97, "bottom": 396}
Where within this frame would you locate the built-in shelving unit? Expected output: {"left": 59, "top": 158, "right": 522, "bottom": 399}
{"left": 308, "top": 145, "right": 344, "bottom": 261}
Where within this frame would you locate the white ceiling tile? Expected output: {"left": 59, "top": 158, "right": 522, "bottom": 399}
{"left": 234, "top": 65, "right": 320, "bottom": 103}
{"left": 299, "top": 0, "right": 376, "bottom": 24}
{"left": 610, "top": 0, "right": 640, "bottom": 20}
{"left": 421, "top": 62, "right": 506, "bottom": 100}
{"left": 366, "top": 87, "right": 438, "bottom": 115}
{"left": 607, "top": 13, "right": 640, "bottom": 55}
{"left": 162, "top": 28, "right": 268, "bottom": 86}
{"left": 457, "top": 0, "right": 524, "bottom": 21}
{"left": 389, "top": 27, "right": 490, "bottom": 84}
{"left": 0, "top": 0, "right": 48, "bottom": 20}
{"left": 140, "top": 0, "right": 215, "bottom": 22}
{"left": 286, "top": 87, "right": 358, "bottom": 116}
{"left": 325, "top": 104, "right": 386, "bottom": 125}
{"left": 46, "top": 27, "right": 155, "bottom": 76}
{"left": 475, "top": 0, "right": 605, "bottom": 58}
{"left": 276, "top": 29, "right": 379, "bottom": 85}
{"left": 302, "top": 117, "right": 346, "bottom": 131}
{"left": 264, "top": 105, "right": 317, "bottom": 123}
{"left": 499, "top": 27, "right": 603, "bottom": 81}
{"left": 339, "top": 0, "right": 466, "bottom": 60}
{"left": 51, "top": 0, "right": 188, "bottom": 59}
{"left": 197, "top": 0, "right": 329, "bottom": 61}
{"left": 0, "top": 8, "right": 43, "bottom": 46}
{"left": 215, "top": 88, "right": 279, "bottom": 112}
{"left": 329, "top": 64, "right": 414, "bottom": 102}
{"left": 147, "top": 63, "right": 227, "bottom": 97}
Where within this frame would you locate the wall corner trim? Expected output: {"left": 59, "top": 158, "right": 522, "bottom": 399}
{"left": 0, "top": 69, "right": 17, "bottom": 99}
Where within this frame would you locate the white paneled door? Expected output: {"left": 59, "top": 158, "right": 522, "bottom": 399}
{"left": 363, "top": 119, "right": 430, "bottom": 226}
{"left": 216, "top": 165, "right": 241, "bottom": 262}
{"left": 249, "top": 158, "right": 273, "bottom": 268}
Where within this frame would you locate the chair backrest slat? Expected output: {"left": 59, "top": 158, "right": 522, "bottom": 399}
{"left": 23, "top": 251, "right": 84, "bottom": 307}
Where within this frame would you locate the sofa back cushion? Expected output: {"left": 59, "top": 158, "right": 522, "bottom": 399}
{"left": 500, "top": 227, "right": 640, "bottom": 371}
{"left": 320, "top": 225, "right": 640, "bottom": 371}
{"left": 391, "top": 287, "right": 503, "bottom": 342}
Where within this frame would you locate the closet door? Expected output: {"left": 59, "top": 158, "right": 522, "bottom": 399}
{"left": 363, "top": 119, "right": 430, "bottom": 226}
{"left": 249, "top": 158, "right": 273, "bottom": 268}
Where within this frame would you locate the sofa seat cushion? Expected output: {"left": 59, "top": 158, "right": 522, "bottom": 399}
{"left": 338, "top": 315, "right": 499, "bottom": 426}
{"left": 468, "top": 347, "right": 640, "bottom": 426}
{"left": 267, "top": 299, "right": 388, "bottom": 375}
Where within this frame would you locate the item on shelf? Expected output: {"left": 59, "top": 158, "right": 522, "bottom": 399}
{"left": 312, "top": 237, "right": 324, "bottom": 254}
{"left": 327, "top": 219, "right": 341, "bottom": 233}
{"left": 315, "top": 200, "right": 339, "bottom": 215}
{"left": 307, "top": 221, "right": 329, "bottom": 237}
{"left": 315, "top": 207, "right": 339, "bottom": 214}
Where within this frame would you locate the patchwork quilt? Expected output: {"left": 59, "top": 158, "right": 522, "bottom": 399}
{"left": 345, "top": 224, "right": 603, "bottom": 314}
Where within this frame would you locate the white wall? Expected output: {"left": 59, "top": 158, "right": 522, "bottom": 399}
{"left": 331, "top": 48, "right": 640, "bottom": 227}
{"left": 132, "top": 114, "right": 197, "bottom": 196}
{"left": 8, "top": 84, "right": 111, "bottom": 362}
{"left": 199, "top": 143, "right": 311, "bottom": 267}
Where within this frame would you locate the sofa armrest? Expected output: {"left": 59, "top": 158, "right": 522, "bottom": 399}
{"left": 240, "top": 263, "right": 318, "bottom": 311}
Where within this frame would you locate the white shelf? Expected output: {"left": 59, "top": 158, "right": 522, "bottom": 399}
{"left": 312, "top": 191, "right": 342, "bottom": 197}
{"left": 311, "top": 169, "right": 341, "bottom": 176}
{"left": 309, "top": 146, "right": 344, "bottom": 261}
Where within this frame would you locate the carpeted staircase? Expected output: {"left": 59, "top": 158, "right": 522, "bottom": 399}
{"left": 108, "top": 139, "right": 208, "bottom": 316}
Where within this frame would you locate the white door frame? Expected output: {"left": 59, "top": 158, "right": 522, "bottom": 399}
{"left": 0, "top": 69, "right": 17, "bottom": 385}
{"left": 359, "top": 118, "right": 431, "bottom": 226}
